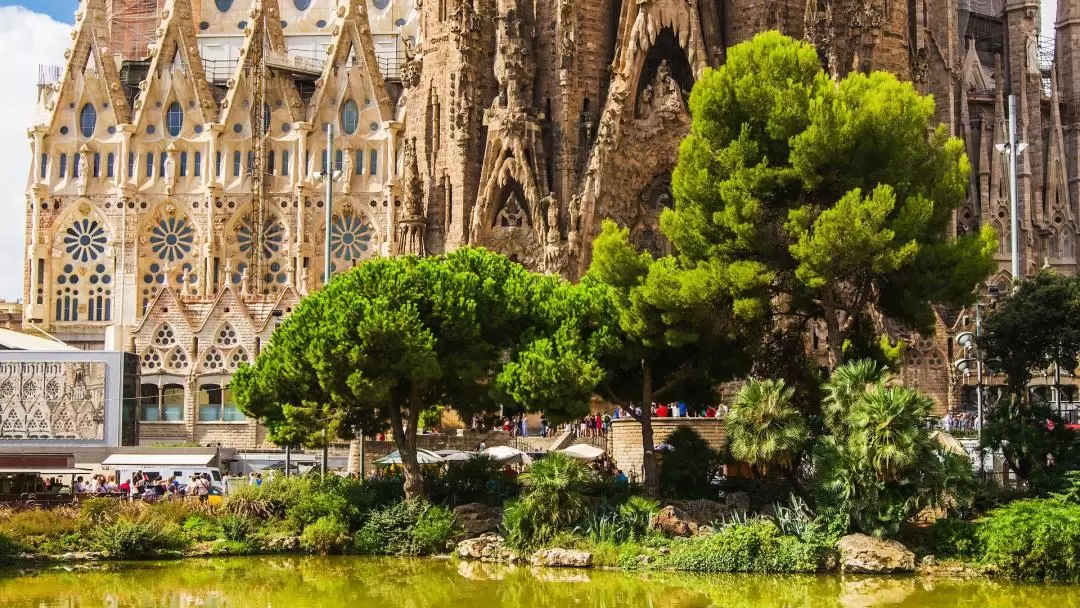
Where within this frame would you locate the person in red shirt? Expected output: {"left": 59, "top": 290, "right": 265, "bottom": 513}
{"left": 705, "top": 405, "right": 717, "bottom": 418}
{"left": 656, "top": 403, "right": 669, "bottom": 418}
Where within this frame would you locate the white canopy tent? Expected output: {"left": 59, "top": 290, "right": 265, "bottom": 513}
{"left": 558, "top": 444, "right": 606, "bottom": 460}
{"left": 481, "top": 445, "right": 533, "bottom": 466}
{"left": 374, "top": 449, "right": 445, "bottom": 465}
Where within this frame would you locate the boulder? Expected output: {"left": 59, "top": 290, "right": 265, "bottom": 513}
{"left": 665, "top": 499, "right": 729, "bottom": 523}
{"left": 651, "top": 505, "right": 702, "bottom": 537}
{"left": 456, "top": 533, "right": 520, "bottom": 563}
{"left": 454, "top": 503, "right": 503, "bottom": 538}
{"left": 530, "top": 548, "right": 593, "bottom": 568}
{"left": 725, "top": 491, "right": 751, "bottom": 511}
{"left": 836, "top": 534, "right": 916, "bottom": 574}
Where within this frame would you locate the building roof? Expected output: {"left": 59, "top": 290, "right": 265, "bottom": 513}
{"left": 0, "top": 327, "right": 78, "bottom": 351}
{"left": 101, "top": 453, "right": 217, "bottom": 467}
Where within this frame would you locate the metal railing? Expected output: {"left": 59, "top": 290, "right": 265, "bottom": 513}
{"left": 202, "top": 57, "right": 238, "bottom": 85}
{"left": 265, "top": 49, "right": 324, "bottom": 75}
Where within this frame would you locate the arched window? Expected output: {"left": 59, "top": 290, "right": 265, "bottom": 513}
{"left": 294, "top": 0, "right": 311, "bottom": 10}
{"left": 166, "top": 101, "right": 184, "bottom": 137}
{"left": 79, "top": 104, "right": 97, "bottom": 137}
{"left": 140, "top": 383, "right": 185, "bottom": 421}
{"left": 53, "top": 214, "right": 113, "bottom": 323}
{"left": 341, "top": 99, "right": 359, "bottom": 135}
{"left": 215, "top": 0, "right": 233, "bottom": 11}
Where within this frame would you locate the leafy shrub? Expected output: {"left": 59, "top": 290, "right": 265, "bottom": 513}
{"left": 92, "top": 517, "right": 188, "bottom": 559}
{"left": 0, "top": 532, "right": 17, "bottom": 563}
{"left": 182, "top": 515, "right": 220, "bottom": 542}
{"left": 502, "top": 453, "right": 592, "bottom": 549}
{"left": 659, "top": 427, "right": 724, "bottom": 499}
{"left": 425, "top": 455, "right": 518, "bottom": 506}
{"left": 219, "top": 515, "right": 256, "bottom": 543}
{"left": 654, "top": 520, "right": 829, "bottom": 573}
{"left": 300, "top": 516, "right": 348, "bottom": 555}
{"left": 352, "top": 500, "right": 454, "bottom": 556}
{"left": 288, "top": 487, "right": 359, "bottom": 531}
{"left": 617, "top": 496, "right": 659, "bottom": 540}
{"left": 79, "top": 497, "right": 122, "bottom": 524}
{"left": 925, "top": 518, "right": 981, "bottom": 559}
{"left": 978, "top": 498, "right": 1080, "bottom": 582}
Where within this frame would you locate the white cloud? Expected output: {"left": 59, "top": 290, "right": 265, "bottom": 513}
{"left": 0, "top": 7, "right": 71, "bottom": 301}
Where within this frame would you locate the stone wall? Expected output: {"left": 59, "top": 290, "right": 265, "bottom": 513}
{"left": 608, "top": 417, "right": 727, "bottom": 481}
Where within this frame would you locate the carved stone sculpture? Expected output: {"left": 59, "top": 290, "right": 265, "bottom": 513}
{"left": 77, "top": 153, "right": 89, "bottom": 196}
{"left": 164, "top": 150, "right": 177, "bottom": 194}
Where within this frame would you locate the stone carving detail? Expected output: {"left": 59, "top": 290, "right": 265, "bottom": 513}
{"left": 493, "top": 0, "right": 536, "bottom": 109}
{"left": 397, "top": 138, "right": 427, "bottom": 256}
{"left": 77, "top": 152, "right": 89, "bottom": 196}
{"left": 164, "top": 145, "right": 177, "bottom": 194}
{"left": 636, "top": 60, "right": 688, "bottom": 119}
{"left": 0, "top": 361, "right": 105, "bottom": 440}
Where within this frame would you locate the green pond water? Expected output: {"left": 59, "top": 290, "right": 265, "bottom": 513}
{"left": 1, "top": 556, "right": 1078, "bottom": 608}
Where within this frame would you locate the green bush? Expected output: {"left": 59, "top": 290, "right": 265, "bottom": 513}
{"left": 925, "top": 518, "right": 981, "bottom": 559}
{"left": 503, "top": 453, "right": 592, "bottom": 549}
{"left": 654, "top": 520, "right": 829, "bottom": 573}
{"left": 0, "top": 532, "right": 18, "bottom": 563}
{"left": 92, "top": 518, "right": 188, "bottom": 559}
{"left": 352, "top": 500, "right": 454, "bottom": 556}
{"left": 79, "top": 497, "right": 122, "bottom": 524}
{"left": 979, "top": 498, "right": 1080, "bottom": 582}
{"left": 219, "top": 515, "right": 256, "bottom": 543}
{"left": 659, "top": 427, "right": 725, "bottom": 499}
{"left": 425, "top": 455, "right": 518, "bottom": 506}
{"left": 299, "top": 516, "right": 348, "bottom": 555}
{"left": 182, "top": 516, "right": 220, "bottom": 542}
{"left": 617, "top": 496, "right": 659, "bottom": 540}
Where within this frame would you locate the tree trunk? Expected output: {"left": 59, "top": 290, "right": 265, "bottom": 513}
{"left": 822, "top": 287, "right": 845, "bottom": 368}
{"left": 346, "top": 438, "right": 362, "bottom": 476}
{"left": 388, "top": 392, "right": 425, "bottom": 501}
{"left": 641, "top": 361, "right": 660, "bottom": 499}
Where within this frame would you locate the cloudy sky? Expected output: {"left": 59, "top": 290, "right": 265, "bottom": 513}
{"left": 0, "top": 0, "right": 1064, "bottom": 300}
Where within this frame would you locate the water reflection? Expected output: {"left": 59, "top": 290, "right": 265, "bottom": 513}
{"left": 1, "top": 556, "right": 1078, "bottom": 608}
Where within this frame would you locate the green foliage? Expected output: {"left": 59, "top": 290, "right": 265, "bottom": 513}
{"left": 814, "top": 360, "right": 976, "bottom": 538}
{"left": 654, "top": 520, "right": 830, "bottom": 573}
{"left": 0, "top": 532, "right": 16, "bottom": 564}
{"left": 299, "top": 516, "right": 348, "bottom": 555}
{"left": 0, "top": 508, "right": 81, "bottom": 542}
{"left": 616, "top": 496, "right": 659, "bottom": 540}
{"left": 219, "top": 515, "right": 256, "bottom": 543}
{"left": 424, "top": 454, "right": 519, "bottom": 506}
{"left": 659, "top": 427, "right": 725, "bottom": 499}
{"left": 91, "top": 518, "right": 188, "bottom": 559}
{"left": 79, "top": 497, "right": 122, "bottom": 524}
{"left": 352, "top": 500, "right": 454, "bottom": 556}
{"left": 978, "top": 498, "right": 1080, "bottom": 582}
{"left": 287, "top": 484, "right": 359, "bottom": 531}
{"left": 727, "top": 378, "right": 808, "bottom": 472}
{"left": 926, "top": 518, "right": 981, "bottom": 559}
{"left": 182, "top": 515, "right": 220, "bottom": 542}
{"left": 503, "top": 453, "right": 593, "bottom": 549}
{"left": 981, "top": 396, "right": 1080, "bottom": 494}
{"left": 234, "top": 247, "right": 606, "bottom": 498}
{"left": 665, "top": 32, "right": 994, "bottom": 364}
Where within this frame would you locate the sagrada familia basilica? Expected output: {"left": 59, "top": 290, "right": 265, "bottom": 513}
{"left": 19, "top": 0, "right": 1080, "bottom": 446}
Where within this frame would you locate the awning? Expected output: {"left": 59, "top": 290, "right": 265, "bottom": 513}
{"left": 0, "top": 468, "right": 93, "bottom": 475}
{"left": 436, "top": 450, "right": 475, "bottom": 462}
{"left": 101, "top": 453, "right": 217, "bottom": 467}
{"left": 559, "top": 444, "right": 606, "bottom": 460}
{"left": 481, "top": 445, "right": 533, "bottom": 466}
{"left": 930, "top": 431, "right": 969, "bottom": 458}
{"left": 375, "top": 449, "right": 445, "bottom": 465}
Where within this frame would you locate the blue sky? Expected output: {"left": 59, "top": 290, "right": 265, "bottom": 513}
{"left": 5, "top": 0, "right": 75, "bottom": 23}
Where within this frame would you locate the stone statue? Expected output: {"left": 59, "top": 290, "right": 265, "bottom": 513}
{"left": 299, "top": 265, "right": 309, "bottom": 296}
{"left": 567, "top": 193, "right": 581, "bottom": 233}
{"left": 544, "top": 192, "right": 559, "bottom": 236}
{"left": 77, "top": 153, "right": 89, "bottom": 195}
{"left": 1026, "top": 33, "right": 1041, "bottom": 75}
{"left": 180, "top": 266, "right": 192, "bottom": 297}
{"left": 239, "top": 266, "right": 249, "bottom": 298}
{"left": 164, "top": 152, "right": 177, "bottom": 194}
{"left": 341, "top": 146, "right": 352, "bottom": 194}
{"left": 223, "top": 259, "right": 232, "bottom": 287}
{"left": 286, "top": 263, "right": 295, "bottom": 290}
{"left": 637, "top": 83, "right": 654, "bottom": 118}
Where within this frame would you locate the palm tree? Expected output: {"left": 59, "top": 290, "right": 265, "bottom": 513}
{"left": 849, "top": 384, "right": 933, "bottom": 480}
{"left": 727, "top": 378, "right": 808, "bottom": 474}
{"left": 821, "top": 359, "right": 890, "bottom": 434}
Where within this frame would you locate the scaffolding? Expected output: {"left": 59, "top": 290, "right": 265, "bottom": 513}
{"left": 106, "top": 0, "right": 162, "bottom": 61}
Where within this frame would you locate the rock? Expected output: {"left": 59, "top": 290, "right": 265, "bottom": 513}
{"left": 665, "top": 499, "right": 730, "bottom": 523}
{"left": 725, "top": 491, "right": 751, "bottom": 511}
{"left": 454, "top": 502, "right": 503, "bottom": 539}
{"left": 262, "top": 535, "right": 301, "bottom": 552}
{"left": 530, "top": 548, "right": 593, "bottom": 568}
{"left": 651, "top": 505, "right": 702, "bottom": 537}
{"left": 836, "top": 534, "right": 916, "bottom": 574}
{"left": 456, "top": 533, "right": 520, "bottom": 563}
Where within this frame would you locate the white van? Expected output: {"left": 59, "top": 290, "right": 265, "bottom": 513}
{"left": 100, "top": 454, "right": 228, "bottom": 493}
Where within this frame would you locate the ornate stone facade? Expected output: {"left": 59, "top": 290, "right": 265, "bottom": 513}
{"left": 24, "top": 0, "right": 1080, "bottom": 445}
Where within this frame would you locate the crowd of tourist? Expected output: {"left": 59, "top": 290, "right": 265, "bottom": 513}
{"left": 40, "top": 471, "right": 219, "bottom": 501}
{"left": 941, "top": 410, "right": 980, "bottom": 435}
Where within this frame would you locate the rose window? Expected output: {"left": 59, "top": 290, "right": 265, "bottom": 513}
{"left": 330, "top": 213, "right": 374, "bottom": 262}
{"left": 64, "top": 218, "right": 107, "bottom": 263}
{"left": 149, "top": 216, "right": 195, "bottom": 262}
{"left": 236, "top": 214, "right": 285, "bottom": 259}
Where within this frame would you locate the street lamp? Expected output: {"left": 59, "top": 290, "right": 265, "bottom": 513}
{"left": 995, "top": 94, "right": 1029, "bottom": 288}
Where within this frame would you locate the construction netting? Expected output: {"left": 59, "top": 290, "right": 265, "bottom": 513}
{"left": 106, "top": 0, "right": 162, "bottom": 61}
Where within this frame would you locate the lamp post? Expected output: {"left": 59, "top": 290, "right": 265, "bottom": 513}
{"left": 318, "top": 124, "right": 341, "bottom": 480}
{"left": 995, "top": 95, "right": 1028, "bottom": 288}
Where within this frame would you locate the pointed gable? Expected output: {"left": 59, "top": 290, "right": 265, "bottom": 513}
{"left": 257, "top": 285, "right": 301, "bottom": 332}
{"left": 131, "top": 0, "right": 217, "bottom": 131}
{"left": 1044, "top": 69, "right": 1073, "bottom": 218}
{"left": 45, "top": 0, "right": 130, "bottom": 131}
{"left": 194, "top": 285, "right": 255, "bottom": 333}
{"left": 306, "top": 0, "right": 394, "bottom": 126}
{"left": 219, "top": 0, "right": 305, "bottom": 133}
